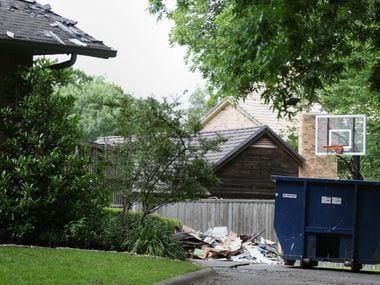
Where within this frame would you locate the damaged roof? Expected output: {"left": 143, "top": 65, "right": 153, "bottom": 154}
{"left": 0, "top": 0, "right": 117, "bottom": 58}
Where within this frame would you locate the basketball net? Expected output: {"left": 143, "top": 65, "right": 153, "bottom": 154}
{"left": 323, "top": 144, "right": 344, "bottom": 155}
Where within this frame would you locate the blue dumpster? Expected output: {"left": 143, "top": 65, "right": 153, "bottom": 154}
{"left": 272, "top": 176, "right": 380, "bottom": 271}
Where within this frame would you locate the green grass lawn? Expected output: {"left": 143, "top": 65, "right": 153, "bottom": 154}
{"left": 0, "top": 246, "right": 201, "bottom": 285}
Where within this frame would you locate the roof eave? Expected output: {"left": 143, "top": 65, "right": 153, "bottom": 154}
{"left": 0, "top": 39, "right": 117, "bottom": 59}
{"left": 200, "top": 97, "right": 263, "bottom": 127}
{"left": 213, "top": 126, "right": 266, "bottom": 171}
{"left": 213, "top": 126, "right": 305, "bottom": 171}
{"left": 200, "top": 99, "right": 230, "bottom": 126}
{"left": 260, "top": 126, "right": 305, "bottom": 165}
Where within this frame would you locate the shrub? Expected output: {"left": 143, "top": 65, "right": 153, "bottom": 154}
{"left": 64, "top": 210, "right": 185, "bottom": 259}
{"left": 122, "top": 212, "right": 184, "bottom": 260}
{"left": 63, "top": 207, "right": 125, "bottom": 250}
{"left": 0, "top": 61, "right": 108, "bottom": 246}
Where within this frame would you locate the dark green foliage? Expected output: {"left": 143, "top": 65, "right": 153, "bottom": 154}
{"left": 64, "top": 208, "right": 124, "bottom": 250}
{"left": 112, "top": 96, "right": 222, "bottom": 222}
{"left": 122, "top": 212, "right": 185, "bottom": 260}
{"left": 319, "top": 50, "right": 380, "bottom": 180}
{"left": 148, "top": 0, "right": 380, "bottom": 179}
{"left": 64, "top": 209, "right": 185, "bottom": 259}
{"left": 149, "top": 0, "right": 379, "bottom": 116}
{"left": 0, "top": 60, "right": 108, "bottom": 245}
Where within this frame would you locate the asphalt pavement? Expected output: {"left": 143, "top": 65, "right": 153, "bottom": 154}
{"left": 192, "top": 260, "right": 380, "bottom": 285}
{"left": 154, "top": 259, "right": 380, "bottom": 285}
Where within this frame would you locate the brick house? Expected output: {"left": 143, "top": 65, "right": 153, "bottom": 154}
{"left": 201, "top": 93, "right": 291, "bottom": 137}
{"left": 90, "top": 126, "right": 305, "bottom": 200}
{"left": 200, "top": 94, "right": 337, "bottom": 180}
{"left": 202, "top": 126, "right": 304, "bottom": 199}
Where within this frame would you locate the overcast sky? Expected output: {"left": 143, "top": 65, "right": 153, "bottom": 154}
{"left": 42, "top": 0, "right": 204, "bottom": 103}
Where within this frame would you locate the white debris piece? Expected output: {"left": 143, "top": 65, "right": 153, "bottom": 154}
{"left": 246, "top": 245, "right": 277, "bottom": 265}
{"left": 69, "top": 38, "right": 87, "bottom": 47}
{"left": 44, "top": 30, "right": 65, "bottom": 45}
{"left": 230, "top": 252, "right": 256, "bottom": 262}
{"left": 6, "top": 31, "right": 14, "bottom": 38}
{"left": 204, "top": 226, "right": 228, "bottom": 239}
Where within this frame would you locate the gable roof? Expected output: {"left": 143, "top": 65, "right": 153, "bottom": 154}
{"left": 88, "top": 126, "right": 304, "bottom": 168}
{"left": 0, "top": 0, "right": 116, "bottom": 58}
{"left": 199, "top": 126, "right": 304, "bottom": 170}
{"left": 201, "top": 93, "right": 290, "bottom": 135}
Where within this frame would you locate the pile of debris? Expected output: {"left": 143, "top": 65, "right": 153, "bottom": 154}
{"left": 174, "top": 226, "right": 281, "bottom": 264}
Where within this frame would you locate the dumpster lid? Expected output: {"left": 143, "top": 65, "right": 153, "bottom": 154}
{"left": 271, "top": 176, "right": 380, "bottom": 186}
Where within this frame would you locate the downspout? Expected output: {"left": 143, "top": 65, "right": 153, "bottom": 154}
{"left": 48, "top": 53, "right": 77, "bottom": 70}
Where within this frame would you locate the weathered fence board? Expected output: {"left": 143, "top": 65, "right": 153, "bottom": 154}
{"left": 113, "top": 198, "right": 277, "bottom": 241}
{"left": 112, "top": 197, "right": 380, "bottom": 269}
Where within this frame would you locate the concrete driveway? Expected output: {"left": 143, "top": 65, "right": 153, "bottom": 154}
{"left": 194, "top": 260, "right": 380, "bottom": 285}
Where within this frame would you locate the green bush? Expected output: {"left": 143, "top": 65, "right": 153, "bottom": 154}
{"left": 64, "top": 209, "right": 185, "bottom": 259}
{"left": 0, "top": 61, "right": 108, "bottom": 246}
{"left": 64, "top": 211, "right": 109, "bottom": 249}
{"left": 122, "top": 212, "right": 184, "bottom": 260}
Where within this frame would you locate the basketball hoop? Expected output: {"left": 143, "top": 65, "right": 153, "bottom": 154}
{"left": 315, "top": 114, "right": 366, "bottom": 156}
{"left": 323, "top": 144, "right": 344, "bottom": 155}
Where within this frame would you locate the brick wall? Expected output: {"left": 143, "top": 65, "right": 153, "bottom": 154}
{"left": 299, "top": 114, "right": 338, "bottom": 178}
{"left": 202, "top": 104, "right": 258, "bottom": 131}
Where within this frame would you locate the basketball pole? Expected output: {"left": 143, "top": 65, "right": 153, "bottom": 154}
{"left": 351, "top": 118, "right": 363, "bottom": 180}
{"left": 352, "top": 155, "right": 362, "bottom": 180}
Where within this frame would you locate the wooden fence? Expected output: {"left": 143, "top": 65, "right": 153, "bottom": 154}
{"left": 112, "top": 197, "right": 277, "bottom": 241}
{"left": 111, "top": 197, "right": 380, "bottom": 270}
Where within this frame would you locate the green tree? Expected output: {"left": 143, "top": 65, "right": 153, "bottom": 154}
{"left": 148, "top": 0, "right": 379, "bottom": 115}
{"left": 0, "top": 61, "right": 108, "bottom": 245}
{"left": 58, "top": 72, "right": 128, "bottom": 141}
{"left": 319, "top": 50, "right": 380, "bottom": 180}
{"left": 187, "top": 86, "right": 217, "bottom": 121}
{"left": 109, "top": 96, "right": 222, "bottom": 225}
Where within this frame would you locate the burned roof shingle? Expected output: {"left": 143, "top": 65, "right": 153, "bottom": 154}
{"left": 0, "top": 0, "right": 117, "bottom": 58}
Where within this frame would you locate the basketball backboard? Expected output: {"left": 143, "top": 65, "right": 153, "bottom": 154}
{"left": 315, "top": 114, "right": 366, "bottom": 156}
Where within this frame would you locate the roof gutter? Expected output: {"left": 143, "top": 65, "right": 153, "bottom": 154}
{"left": 48, "top": 53, "right": 77, "bottom": 70}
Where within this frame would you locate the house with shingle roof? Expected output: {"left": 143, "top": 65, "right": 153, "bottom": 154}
{"left": 92, "top": 126, "right": 304, "bottom": 200}
{"left": 0, "top": 0, "right": 116, "bottom": 146}
{"left": 201, "top": 126, "right": 303, "bottom": 199}
{"left": 198, "top": 92, "right": 312, "bottom": 198}
{"left": 0, "top": 0, "right": 116, "bottom": 109}
{"left": 200, "top": 92, "right": 337, "bottom": 183}
{"left": 201, "top": 93, "right": 292, "bottom": 137}
{"left": 0, "top": 0, "right": 116, "bottom": 58}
